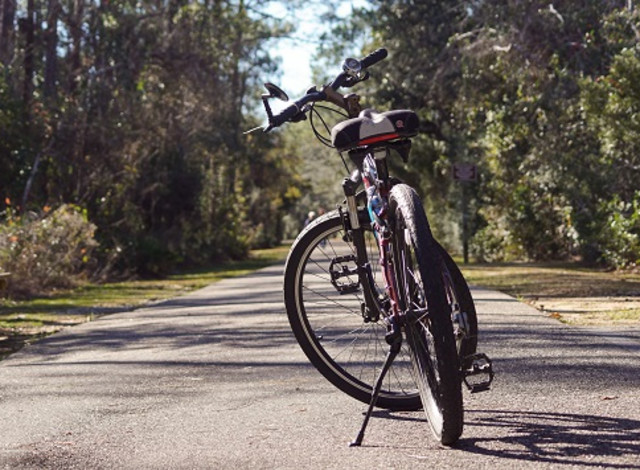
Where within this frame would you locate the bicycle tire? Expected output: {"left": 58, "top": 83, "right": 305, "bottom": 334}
{"left": 284, "top": 210, "right": 422, "bottom": 411}
{"left": 388, "top": 184, "right": 463, "bottom": 445}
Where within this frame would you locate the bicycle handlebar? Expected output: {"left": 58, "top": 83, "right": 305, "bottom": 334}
{"left": 270, "top": 103, "right": 302, "bottom": 128}
{"left": 360, "top": 48, "right": 388, "bottom": 69}
{"left": 264, "top": 48, "right": 388, "bottom": 132}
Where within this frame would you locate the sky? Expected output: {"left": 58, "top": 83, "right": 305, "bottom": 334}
{"left": 264, "top": 1, "right": 368, "bottom": 97}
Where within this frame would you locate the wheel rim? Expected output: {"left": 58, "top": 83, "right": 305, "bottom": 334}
{"left": 292, "top": 219, "right": 419, "bottom": 402}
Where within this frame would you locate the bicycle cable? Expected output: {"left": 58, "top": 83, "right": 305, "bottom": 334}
{"left": 308, "top": 103, "right": 353, "bottom": 173}
{"left": 309, "top": 103, "right": 348, "bottom": 148}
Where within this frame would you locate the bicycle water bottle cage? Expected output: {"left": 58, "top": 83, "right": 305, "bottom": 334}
{"left": 331, "top": 109, "right": 419, "bottom": 152}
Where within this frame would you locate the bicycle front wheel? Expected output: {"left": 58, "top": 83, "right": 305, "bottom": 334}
{"left": 389, "top": 184, "right": 464, "bottom": 445}
{"left": 284, "top": 209, "right": 422, "bottom": 411}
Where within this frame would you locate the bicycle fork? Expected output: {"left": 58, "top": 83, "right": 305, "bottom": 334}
{"left": 340, "top": 173, "right": 384, "bottom": 322}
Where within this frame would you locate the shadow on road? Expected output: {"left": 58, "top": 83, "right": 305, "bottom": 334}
{"left": 460, "top": 409, "right": 640, "bottom": 468}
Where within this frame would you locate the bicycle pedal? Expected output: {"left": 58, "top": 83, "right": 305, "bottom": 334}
{"left": 462, "top": 353, "right": 494, "bottom": 393}
{"left": 329, "top": 255, "right": 360, "bottom": 294}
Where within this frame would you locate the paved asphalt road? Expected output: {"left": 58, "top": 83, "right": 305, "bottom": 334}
{"left": 1, "top": 262, "right": 639, "bottom": 469}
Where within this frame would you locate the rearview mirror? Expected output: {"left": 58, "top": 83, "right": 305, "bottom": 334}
{"left": 263, "top": 82, "right": 289, "bottom": 101}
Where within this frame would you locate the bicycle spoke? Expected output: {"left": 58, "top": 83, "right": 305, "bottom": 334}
{"left": 301, "top": 284, "right": 361, "bottom": 316}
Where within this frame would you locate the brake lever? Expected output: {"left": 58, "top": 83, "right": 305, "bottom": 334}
{"left": 342, "top": 71, "right": 370, "bottom": 88}
{"left": 290, "top": 112, "right": 307, "bottom": 123}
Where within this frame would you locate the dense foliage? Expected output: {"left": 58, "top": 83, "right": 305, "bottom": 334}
{"left": 3, "top": 0, "right": 640, "bottom": 299}
{"left": 333, "top": 0, "right": 640, "bottom": 267}
{"left": 0, "top": 0, "right": 304, "bottom": 289}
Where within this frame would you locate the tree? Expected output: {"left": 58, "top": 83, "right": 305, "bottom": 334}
{"left": 0, "top": 0, "right": 16, "bottom": 64}
{"left": 329, "top": 0, "right": 639, "bottom": 266}
{"left": 1, "top": 0, "right": 303, "bottom": 280}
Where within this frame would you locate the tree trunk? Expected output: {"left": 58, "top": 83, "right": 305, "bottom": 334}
{"left": 43, "top": 0, "right": 59, "bottom": 100}
{"left": 67, "top": 0, "right": 83, "bottom": 93}
{"left": 225, "top": 0, "right": 245, "bottom": 197}
{"left": 0, "top": 0, "right": 16, "bottom": 64}
{"left": 21, "top": 0, "right": 35, "bottom": 114}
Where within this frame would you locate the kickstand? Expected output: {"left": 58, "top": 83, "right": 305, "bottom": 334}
{"left": 349, "top": 322, "right": 402, "bottom": 447}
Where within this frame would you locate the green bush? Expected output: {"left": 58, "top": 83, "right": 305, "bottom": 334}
{"left": 470, "top": 214, "right": 524, "bottom": 263}
{"left": 0, "top": 204, "right": 98, "bottom": 298}
{"left": 595, "top": 193, "right": 640, "bottom": 269}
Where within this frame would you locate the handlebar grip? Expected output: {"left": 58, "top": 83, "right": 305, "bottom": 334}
{"left": 361, "top": 48, "right": 388, "bottom": 69}
{"left": 271, "top": 103, "right": 301, "bottom": 127}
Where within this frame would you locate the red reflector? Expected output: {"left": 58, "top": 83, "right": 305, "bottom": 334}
{"left": 358, "top": 133, "right": 400, "bottom": 145}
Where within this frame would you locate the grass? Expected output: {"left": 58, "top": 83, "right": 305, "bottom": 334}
{"left": 0, "top": 245, "right": 290, "bottom": 359}
{"left": 459, "top": 262, "right": 640, "bottom": 326}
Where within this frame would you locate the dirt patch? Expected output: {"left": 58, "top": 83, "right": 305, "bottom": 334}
{"left": 0, "top": 316, "right": 89, "bottom": 359}
{"left": 461, "top": 262, "right": 640, "bottom": 327}
{"left": 525, "top": 296, "right": 640, "bottom": 326}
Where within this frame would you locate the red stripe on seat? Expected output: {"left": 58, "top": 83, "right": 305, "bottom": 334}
{"left": 358, "top": 133, "right": 400, "bottom": 145}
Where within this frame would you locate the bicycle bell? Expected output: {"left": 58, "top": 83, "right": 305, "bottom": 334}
{"left": 342, "top": 58, "right": 362, "bottom": 78}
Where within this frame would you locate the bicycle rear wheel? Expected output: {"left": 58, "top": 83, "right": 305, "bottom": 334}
{"left": 284, "top": 210, "right": 422, "bottom": 411}
{"left": 388, "top": 184, "right": 463, "bottom": 445}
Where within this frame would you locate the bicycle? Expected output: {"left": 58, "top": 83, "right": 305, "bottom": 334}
{"left": 253, "top": 48, "right": 493, "bottom": 446}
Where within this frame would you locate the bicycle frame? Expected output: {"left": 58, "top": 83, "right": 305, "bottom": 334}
{"left": 340, "top": 145, "right": 405, "bottom": 334}
{"left": 339, "top": 145, "right": 414, "bottom": 446}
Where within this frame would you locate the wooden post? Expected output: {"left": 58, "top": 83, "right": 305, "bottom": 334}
{"left": 452, "top": 163, "right": 477, "bottom": 264}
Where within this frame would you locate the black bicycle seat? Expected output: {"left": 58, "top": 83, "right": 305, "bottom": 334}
{"left": 331, "top": 109, "right": 419, "bottom": 151}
